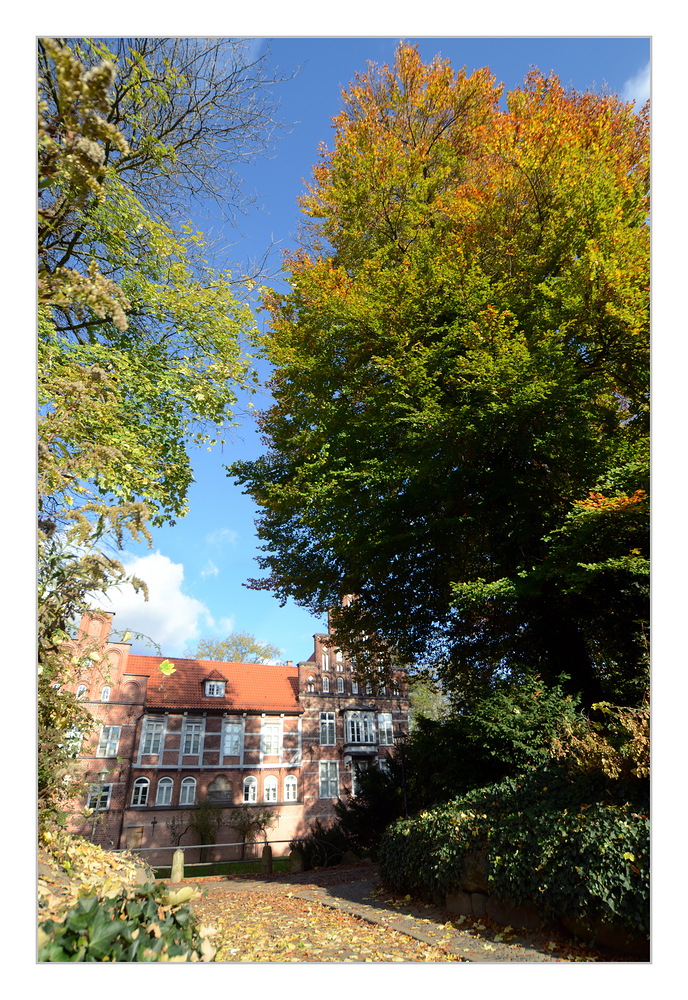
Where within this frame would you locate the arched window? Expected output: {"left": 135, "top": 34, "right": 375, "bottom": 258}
{"left": 322, "top": 675, "right": 330, "bottom": 694}
{"left": 131, "top": 777, "right": 149, "bottom": 807}
{"left": 307, "top": 676, "right": 315, "bottom": 693}
{"left": 76, "top": 684, "right": 87, "bottom": 700}
{"left": 100, "top": 686, "right": 111, "bottom": 702}
{"left": 337, "top": 676, "right": 344, "bottom": 694}
{"left": 264, "top": 775, "right": 278, "bottom": 802}
{"left": 322, "top": 649, "right": 329, "bottom": 671}
{"left": 179, "top": 776, "right": 196, "bottom": 806}
{"left": 156, "top": 777, "right": 173, "bottom": 806}
{"left": 285, "top": 775, "right": 297, "bottom": 802}
{"left": 243, "top": 776, "right": 257, "bottom": 803}
{"left": 365, "top": 681, "right": 372, "bottom": 695}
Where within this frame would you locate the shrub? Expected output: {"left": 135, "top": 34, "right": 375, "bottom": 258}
{"left": 379, "top": 760, "right": 649, "bottom": 937}
{"left": 289, "top": 819, "right": 350, "bottom": 870}
{"left": 38, "top": 881, "right": 215, "bottom": 962}
{"left": 334, "top": 758, "right": 407, "bottom": 858}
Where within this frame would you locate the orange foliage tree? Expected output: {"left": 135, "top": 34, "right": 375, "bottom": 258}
{"left": 233, "top": 44, "right": 649, "bottom": 709}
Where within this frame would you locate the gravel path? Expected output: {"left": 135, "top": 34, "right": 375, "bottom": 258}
{"left": 185, "top": 863, "right": 610, "bottom": 963}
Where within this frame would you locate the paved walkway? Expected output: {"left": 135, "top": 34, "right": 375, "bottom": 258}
{"left": 189, "top": 864, "right": 571, "bottom": 962}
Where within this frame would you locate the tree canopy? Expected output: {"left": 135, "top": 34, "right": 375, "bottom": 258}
{"left": 232, "top": 43, "right": 650, "bottom": 708}
{"left": 37, "top": 37, "right": 291, "bottom": 542}
{"left": 37, "top": 37, "right": 287, "bottom": 826}
{"left": 187, "top": 632, "right": 282, "bottom": 664}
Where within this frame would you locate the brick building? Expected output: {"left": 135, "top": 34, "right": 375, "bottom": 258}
{"left": 65, "top": 612, "right": 409, "bottom": 863}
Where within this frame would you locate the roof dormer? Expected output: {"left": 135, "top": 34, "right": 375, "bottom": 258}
{"left": 203, "top": 668, "right": 228, "bottom": 698}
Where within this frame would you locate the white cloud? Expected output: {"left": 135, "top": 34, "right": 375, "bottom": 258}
{"left": 205, "top": 528, "right": 239, "bottom": 548}
{"left": 91, "top": 551, "right": 212, "bottom": 655}
{"left": 623, "top": 61, "right": 650, "bottom": 108}
{"left": 200, "top": 560, "right": 220, "bottom": 579}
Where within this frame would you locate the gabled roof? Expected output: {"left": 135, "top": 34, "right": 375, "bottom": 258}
{"left": 126, "top": 655, "right": 301, "bottom": 713}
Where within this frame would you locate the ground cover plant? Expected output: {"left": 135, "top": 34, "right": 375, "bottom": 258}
{"left": 379, "top": 758, "right": 649, "bottom": 940}
{"left": 38, "top": 882, "right": 215, "bottom": 962}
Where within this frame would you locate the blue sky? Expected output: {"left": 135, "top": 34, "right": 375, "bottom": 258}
{"left": 94, "top": 36, "right": 651, "bottom": 663}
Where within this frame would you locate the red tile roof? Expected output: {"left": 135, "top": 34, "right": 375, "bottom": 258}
{"left": 125, "top": 655, "right": 301, "bottom": 713}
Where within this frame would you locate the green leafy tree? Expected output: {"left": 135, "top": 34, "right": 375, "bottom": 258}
{"left": 37, "top": 37, "right": 286, "bottom": 826}
{"left": 230, "top": 806, "right": 277, "bottom": 860}
{"left": 187, "top": 632, "right": 282, "bottom": 663}
{"left": 407, "top": 674, "right": 451, "bottom": 729}
{"left": 232, "top": 43, "right": 649, "bottom": 708}
{"left": 189, "top": 801, "right": 224, "bottom": 862}
{"left": 406, "top": 671, "right": 582, "bottom": 807}
{"left": 38, "top": 37, "right": 272, "bottom": 540}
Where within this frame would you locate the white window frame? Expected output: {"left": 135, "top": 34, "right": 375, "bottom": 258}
{"left": 205, "top": 680, "right": 225, "bottom": 697}
{"left": 87, "top": 783, "right": 112, "bottom": 810}
{"left": 243, "top": 776, "right": 257, "bottom": 803}
{"left": 264, "top": 775, "right": 278, "bottom": 802}
{"left": 336, "top": 650, "right": 343, "bottom": 670}
{"left": 141, "top": 719, "right": 164, "bottom": 756}
{"left": 320, "top": 712, "right": 336, "bottom": 746}
{"left": 156, "top": 777, "right": 173, "bottom": 806}
{"left": 346, "top": 711, "right": 375, "bottom": 744}
{"left": 101, "top": 686, "right": 111, "bottom": 702}
{"left": 322, "top": 675, "right": 330, "bottom": 694}
{"left": 97, "top": 725, "right": 121, "bottom": 757}
{"left": 337, "top": 676, "right": 344, "bottom": 694}
{"left": 322, "top": 649, "right": 329, "bottom": 671}
{"left": 131, "top": 777, "right": 149, "bottom": 807}
{"left": 378, "top": 713, "right": 394, "bottom": 746}
{"left": 319, "top": 761, "right": 339, "bottom": 799}
{"left": 284, "top": 775, "right": 297, "bottom": 802}
{"left": 222, "top": 720, "right": 242, "bottom": 757}
{"left": 182, "top": 719, "right": 203, "bottom": 756}
{"left": 307, "top": 676, "right": 315, "bottom": 693}
{"left": 261, "top": 722, "right": 281, "bottom": 756}
{"left": 179, "top": 776, "right": 196, "bottom": 806}
{"left": 76, "top": 684, "right": 87, "bottom": 700}
{"left": 351, "top": 680, "right": 359, "bottom": 694}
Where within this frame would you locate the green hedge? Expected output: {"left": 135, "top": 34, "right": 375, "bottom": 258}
{"left": 378, "top": 760, "right": 649, "bottom": 937}
{"left": 38, "top": 882, "right": 214, "bottom": 962}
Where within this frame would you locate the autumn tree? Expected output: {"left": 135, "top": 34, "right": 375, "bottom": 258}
{"left": 187, "top": 633, "right": 282, "bottom": 664}
{"left": 37, "top": 37, "right": 291, "bottom": 541}
{"left": 37, "top": 38, "right": 286, "bottom": 826}
{"left": 232, "top": 43, "right": 649, "bottom": 709}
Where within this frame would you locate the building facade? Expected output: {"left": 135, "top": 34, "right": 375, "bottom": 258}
{"left": 64, "top": 612, "right": 409, "bottom": 864}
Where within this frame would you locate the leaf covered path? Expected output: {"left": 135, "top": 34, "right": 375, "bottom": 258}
{"left": 187, "top": 863, "right": 609, "bottom": 963}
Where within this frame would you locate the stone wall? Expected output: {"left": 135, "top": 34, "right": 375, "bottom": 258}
{"left": 444, "top": 850, "right": 649, "bottom": 960}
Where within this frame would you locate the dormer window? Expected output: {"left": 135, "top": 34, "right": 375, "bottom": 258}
{"left": 205, "top": 680, "right": 225, "bottom": 697}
